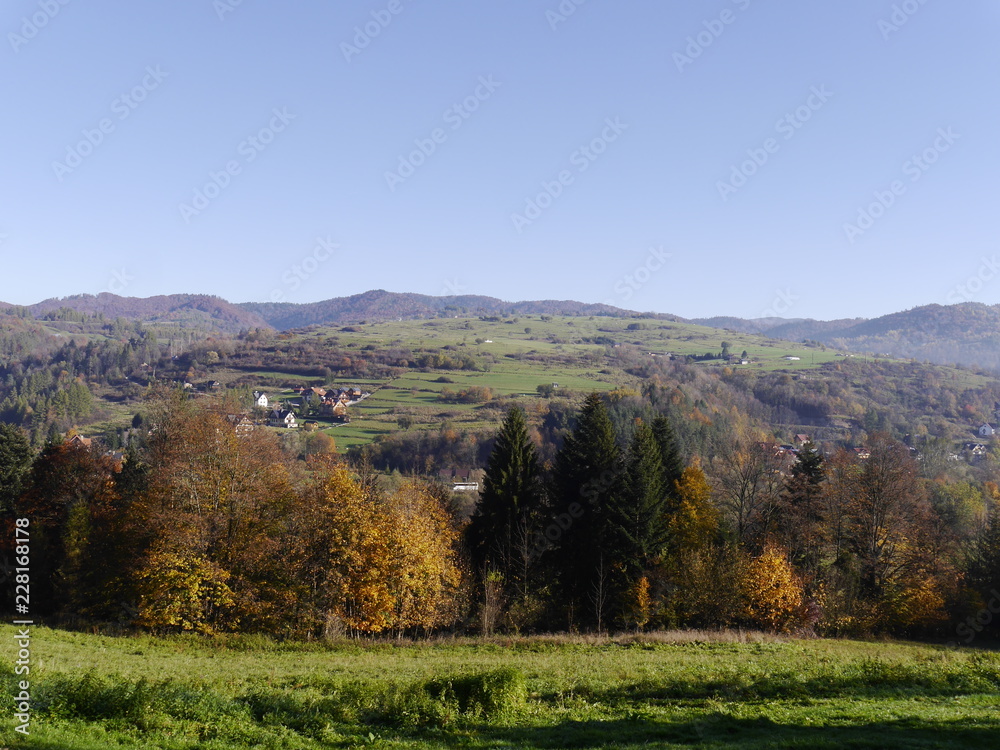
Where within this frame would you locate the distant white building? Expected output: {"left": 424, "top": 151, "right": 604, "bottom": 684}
{"left": 979, "top": 423, "right": 995, "bottom": 437}
{"left": 783, "top": 356, "right": 801, "bottom": 361}
{"left": 253, "top": 391, "right": 269, "bottom": 408}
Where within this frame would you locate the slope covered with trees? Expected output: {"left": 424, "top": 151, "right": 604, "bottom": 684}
{"left": 4, "top": 388, "right": 999, "bottom": 645}
{"left": 696, "top": 302, "right": 1000, "bottom": 370}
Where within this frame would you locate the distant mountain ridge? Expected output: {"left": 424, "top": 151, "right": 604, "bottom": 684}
{"left": 24, "top": 293, "right": 269, "bottom": 334}
{"left": 8, "top": 292, "right": 1000, "bottom": 371}
{"left": 6, "top": 290, "right": 645, "bottom": 334}
{"left": 240, "top": 289, "right": 647, "bottom": 329}
{"left": 694, "top": 302, "right": 1000, "bottom": 369}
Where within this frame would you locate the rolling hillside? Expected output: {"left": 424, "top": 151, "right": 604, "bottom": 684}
{"left": 9, "top": 292, "right": 1000, "bottom": 372}
{"left": 26, "top": 293, "right": 269, "bottom": 334}
{"left": 695, "top": 302, "right": 1000, "bottom": 369}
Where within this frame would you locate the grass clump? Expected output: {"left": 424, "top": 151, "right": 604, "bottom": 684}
{"left": 423, "top": 666, "right": 527, "bottom": 722}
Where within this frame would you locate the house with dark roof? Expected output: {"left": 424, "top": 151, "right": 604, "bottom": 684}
{"left": 268, "top": 409, "right": 297, "bottom": 429}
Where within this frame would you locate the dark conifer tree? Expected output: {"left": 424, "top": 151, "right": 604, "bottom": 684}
{"left": 468, "top": 406, "right": 542, "bottom": 593}
{"left": 651, "top": 416, "right": 685, "bottom": 497}
{"left": 777, "top": 442, "right": 826, "bottom": 572}
{"left": 549, "top": 393, "right": 622, "bottom": 626}
{"left": 966, "top": 501, "right": 1000, "bottom": 640}
{"left": 0, "top": 423, "right": 33, "bottom": 515}
{"left": 608, "top": 422, "right": 670, "bottom": 581}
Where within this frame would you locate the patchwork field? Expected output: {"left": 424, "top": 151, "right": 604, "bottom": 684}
{"left": 3, "top": 625, "right": 999, "bottom": 749}
{"left": 242, "top": 315, "right": 852, "bottom": 450}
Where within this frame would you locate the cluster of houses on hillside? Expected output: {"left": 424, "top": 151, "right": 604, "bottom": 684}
{"left": 760, "top": 433, "right": 813, "bottom": 458}
{"left": 250, "top": 391, "right": 298, "bottom": 429}
{"left": 245, "top": 386, "right": 369, "bottom": 431}
{"left": 291, "top": 386, "right": 364, "bottom": 422}
{"left": 67, "top": 434, "right": 127, "bottom": 466}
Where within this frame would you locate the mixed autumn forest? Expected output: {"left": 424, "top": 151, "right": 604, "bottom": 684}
{"left": 3, "top": 295, "right": 1000, "bottom": 749}
{"left": 1, "top": 296, "right": 999, "bottom": 643}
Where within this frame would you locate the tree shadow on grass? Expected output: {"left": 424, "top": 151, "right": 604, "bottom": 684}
{"left": 476, "top": 714, "right": 1000, "bottom": 749}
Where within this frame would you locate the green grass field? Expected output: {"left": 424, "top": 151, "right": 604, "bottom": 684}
{"left": 4, "top": 625, "right": 999, "bottom": 749}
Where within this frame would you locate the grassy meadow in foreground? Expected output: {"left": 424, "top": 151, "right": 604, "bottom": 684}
{"left": 3, "top": 626, "right": 999, "bottom": 749}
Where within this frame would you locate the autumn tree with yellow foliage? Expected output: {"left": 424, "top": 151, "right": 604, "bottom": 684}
{"left": 293, "top": 459, "right": 465, "bottom": 636}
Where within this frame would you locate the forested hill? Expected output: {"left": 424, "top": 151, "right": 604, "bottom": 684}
{"left": 695, "top": 302, "right": 1000, "bottom": 369}
{"left": 26, "top": 293, "right": 268, "bottom": 334}
{"left": 239, "top": 290, "right": 642, "bottom": 329}
{"left": 5, "top": 291, "right": 641, "bottom": 333}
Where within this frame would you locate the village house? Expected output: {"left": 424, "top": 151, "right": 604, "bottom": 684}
{"left": 438, "top": 468, "right": 481, "bottom": 492}
{"left": 963, "top": 442, "right": 989, "bottom": 458}
{"left": 979, "top": 423, "right": 996, "bottom": 438}
{"left": 253, "top": 391, "right": 269, "bottom": 408}
{"left": 226, "top": 414, "right": 255, "bottom": 437}
{"left": 323, "top": 400, "right": 349, "bottom": 422}
{"left": 69, "top": 434, "right": 93, "bottom": 449}
{"left": 302, "top": 386, "right": 328, "bottom": 399}
{"left": 269, "top": 409, "right": 298, "bottom": 429}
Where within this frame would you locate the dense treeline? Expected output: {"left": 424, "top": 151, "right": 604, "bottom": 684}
{"left": 467, "top": 398, "right": 1000, "bottom": 639}
{"left": 611, "top": 347, "right": 1000, "bottom": 447}
{"left": 169, "top": 329, "right": 494, "bottom": 385}
{"left": 3, "top": 391, "right": 999, "bottom": 643}
{"left": 0, "top": 310, "right": 171, "bottom": 443}
{"left": 2, "top": 395, "right": 465, "bottom": 637}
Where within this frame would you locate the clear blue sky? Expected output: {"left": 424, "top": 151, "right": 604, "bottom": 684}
{"left": 2, "top": 0, "right": 998, "bottom": 320}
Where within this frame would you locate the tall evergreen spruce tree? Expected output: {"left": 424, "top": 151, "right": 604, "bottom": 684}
{"left": 608, "top": 422, "right": 671, "bottom": 581}
{"left": 0, "top": 423, "right": 33, "bottom": 515}
{"left": 550, "top": 393, "right": 622, "bottom": 626}
{"left": 778, "top": 442, "right": 826, "bottom": 572}
{"left": 651, "top": 416, "right": 685, "bottom": 497}
{"left": 468, "top": 406, "right": 542, "bottom": 594}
